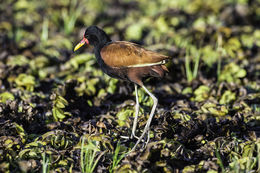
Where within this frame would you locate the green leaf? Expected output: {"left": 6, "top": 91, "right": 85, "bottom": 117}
{"left": 55, "top": 100, "right": 66, "bottom": 108}
{"left": 52, "top": 107, "right": 66, "bottom": 121}
{"left": 182, "top": 87, "right": 192, "bottom": 94}
{"left": 219, "top": 62, "right": 247, "bottom": 83}
{"left": 125, "top": 23, "right": 143, "bottom": 40}
{"left": 155, "top": 16, "right": 168, "bottom": 33}
{"left": 193, "top": 85, "right": 210, "bottom": 102}
{"left": 57, "top": 96, "right": 68, "bottom": 106}
{"left": 193, "top": 18, "right": 206, "bottom": 32}
{"left": 201, "top": 102, "right": 228, "bottom": 116}
{"left": 19, "top": 149, "right": 31, "bottom": 158}
{"left": 15, "top": 73, "right": 36, "bottom": 91}
{"left": 236, "top": 69, "right": 247, "bottom": 78}
{"left": 116, "top": 109, "right": 134, "bottom": 126}
{"left": 219, "top": 90, "right": 236, "bottom": 104}
{"left": 7, "top": 55, "right": 29, "bottom": 67}
{"left": 0, "top": 92, "right": 14, "bottom": 103}
{"left": 223, "top": 37, "right": 241, "bottom": 57}
{"left": 14, "top": 123, "right": 25, "bottom": 133}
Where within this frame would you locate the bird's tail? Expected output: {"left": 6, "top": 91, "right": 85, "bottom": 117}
{"left": 150, "top": 65, "right": 169, "bottom": 78}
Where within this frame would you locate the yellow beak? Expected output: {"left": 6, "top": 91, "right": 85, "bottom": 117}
{"left": 74, "top": 38, "right": 89, "bottom": 52}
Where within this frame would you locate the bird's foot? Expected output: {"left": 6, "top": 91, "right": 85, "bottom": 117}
{"left": 130, "top": 129, "right": 150, "bottom": 152}
{"left": 120, "top": 135, "right": 130, "bottom": 139}
{"left": 130, "top": 133, "right": 140, "bottom": 140}
{"left": 144, "top": 130, "right": 150, "bottom": 148}
{"left": 121, "top": 131, "right": 149, "bottom": 146}
{"left": 121, "top": 134, "right": 144, "bottom": 142}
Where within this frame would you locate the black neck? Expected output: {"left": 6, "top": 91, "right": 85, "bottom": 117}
{"left": 91, "top": 29, "right": 112, "bottom": 71}
{"left": 93, "top": 31, "right": 112, "bottom": 50}
{"left": 95, "top": 38, "right": 111, "bottom": 51}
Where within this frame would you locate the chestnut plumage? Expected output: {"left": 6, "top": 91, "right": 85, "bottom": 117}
{"left": 74, "top": 26, "right": 170, "bottom": 151}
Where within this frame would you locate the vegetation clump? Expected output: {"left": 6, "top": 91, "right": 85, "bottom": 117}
{"left": 0, "top": 0, "right": 259, "bottom": 172}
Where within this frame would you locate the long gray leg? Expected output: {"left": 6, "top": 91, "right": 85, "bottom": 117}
{"left": 131, "top": 84, "right": 140, "bottom": 139}
{"left": 131, "top": 85, "right": 158, "bottom": 151}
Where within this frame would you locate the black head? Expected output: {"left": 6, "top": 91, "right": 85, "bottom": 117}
{"left": 84, "top": 26, "right": 111, "bottom": 47}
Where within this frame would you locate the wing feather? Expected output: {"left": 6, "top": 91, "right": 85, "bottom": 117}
{"left": 100, "top": 41, "right": 169, "bottom": 68}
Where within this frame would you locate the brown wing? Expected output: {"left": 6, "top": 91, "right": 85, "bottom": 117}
{"left": 100, "top": 41, "right": 169, "bottom": 67}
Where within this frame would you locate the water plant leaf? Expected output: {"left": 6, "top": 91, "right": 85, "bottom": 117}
{"left": 219, "top": 90, "right": 236, "bottom": 104}
{"left": 193, "top": 85, "right": 210, "bottom": 102}
{"left": 0, "top": 92, "right": 14, "bottom": 103}
{"left": 14, "top": 74, "right": 36, "bottom": 91}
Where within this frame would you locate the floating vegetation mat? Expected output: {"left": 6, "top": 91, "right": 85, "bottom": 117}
{"left": 0, "top": 0, "right": 259, "bottom": 172}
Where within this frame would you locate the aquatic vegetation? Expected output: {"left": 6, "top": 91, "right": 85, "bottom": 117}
{"left": 0, "top": 0, "right": 259, "bottom": 172}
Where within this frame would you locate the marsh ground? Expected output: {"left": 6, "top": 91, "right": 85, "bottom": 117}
{"left": 0, "top": 0, "right": 260, "bottom": 172}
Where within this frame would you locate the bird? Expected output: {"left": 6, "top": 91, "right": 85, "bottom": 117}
{"left": 74, "top": 26, "right": 169, "bottom": 151}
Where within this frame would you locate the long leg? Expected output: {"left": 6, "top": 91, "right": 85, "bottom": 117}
{"left": 131, "top": 84, "right": 140, "bottom": 139}
{"left": 131, "top": 85, "right": 158, "bottom": 151}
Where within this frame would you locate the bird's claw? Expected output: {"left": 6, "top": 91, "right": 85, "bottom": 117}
{"left": 131, "top": 133, "right": 141, "bottom": 140}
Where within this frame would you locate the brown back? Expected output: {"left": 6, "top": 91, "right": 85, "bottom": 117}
{"left": 100, "top": 41, "right": 169, "bottom": 67}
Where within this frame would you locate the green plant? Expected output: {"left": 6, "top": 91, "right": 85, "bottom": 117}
{"left": 185, "top": 46, "right": 201, "bottom": 83}
{"left": 41, "top": 18, "right": 49, "bottom": 42}
{"left": 116, "top": 108, "right": 134, "bottom": 127}
{"left": 62, "top": 0, "right": 83, "bottom": 35}
{"left": 51, "top": 94, "right": 71, "bottom": 121}
{"left": 192, "top": 85, "right": 210, "bottom": 102}
{"left": 109, "top": 142, "right": 127, "bottom": 173}
{"left": 0, "top": 92, "right": 14, "bottom": 103}
{"left": 42, "top": 152, "right": 50, "bottom": 173}
{"left": 219, "top": 90, "right": 236, "bottom": 104}
{"left": 215, "top": 148, "right": 225, "bottom": 173}
{"left": 226, "top": 138, "right": 260, "bottom": 172}
{"left": 80, "top": 137, "right": 106, "bottom": 173}
{"left": 216, "top": 33, "right": 226, "bottom": 80}
{"left": 218, "top": 62, "right": 246, "bottom": 83}
{"left": 14, "top": 73, "right": 36, "bottom": 91}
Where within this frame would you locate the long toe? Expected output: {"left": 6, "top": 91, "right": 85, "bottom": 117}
{"left": 131, "top": 130, "right": 150, "bottom": 151}
{"left": 145, "top": 129, "right": 150, "bottom": 148}
{"left": 120, "top": 135, "right": 130, "bottom": 139}
{"left": 132, "top": 134, "right": 141, "bottom": 140}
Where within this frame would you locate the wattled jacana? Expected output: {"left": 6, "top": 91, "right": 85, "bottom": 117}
{"left": 74, "top": 26, "right": 169, "bottom": 151}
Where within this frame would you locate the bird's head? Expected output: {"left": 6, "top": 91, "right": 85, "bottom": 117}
{"left": 74, "top": 26, "right": 111, "bottom": 51}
